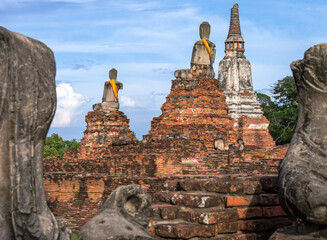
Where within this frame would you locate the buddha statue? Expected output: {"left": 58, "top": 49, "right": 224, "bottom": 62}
{"left": 174, "top": 21, "right": 216, "bottom": 79}
{"left": 93, "top": 68, "right": 123, "bottom": 111}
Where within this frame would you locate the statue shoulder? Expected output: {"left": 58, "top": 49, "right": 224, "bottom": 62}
{"left": 194, "top": 40, "right": 203, "bottom": 45}
{"left": 206, "top": 40, "right": 215, "bottom": 47}
{"left": 194, "top": 39, "right": 215, "bottom": 47}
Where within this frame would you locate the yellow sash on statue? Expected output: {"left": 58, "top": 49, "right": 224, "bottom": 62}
{"left": 108, "top": 80, "right": 119, "bottom": 100}
{"left": 201, "top": 39, "right": 212, "bottom": 56}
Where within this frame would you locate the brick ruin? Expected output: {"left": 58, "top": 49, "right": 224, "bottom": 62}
{"left": 43, "top": 4, "right": 291, "bottom": 239}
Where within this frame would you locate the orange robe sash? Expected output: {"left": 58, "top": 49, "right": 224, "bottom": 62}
{"left": 201, "top": 39, "right": 212, "bottom": 56}
{"left": 108, "top": 80, "right": 119, "bottom": 100}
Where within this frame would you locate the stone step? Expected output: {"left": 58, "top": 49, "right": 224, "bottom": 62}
{"left": 151, "top": 203, "right": 287, "bottom": 223}
{"left": 149, "top": 217, "right": 292, "bottom": 239}
{"left": 163, "top": 176, "right": 278, "bottom": 194}
{"left": 152, "top": 220, "right": 218, "bottom": 239}
{"left": 225, "top": 194, "right": 280, "bottom": 207}
{"left": 179, "top": 208, "right": 238, "bottom": 225}
{"left": 153, "top": 191, "right": 224, "bottom": 208}
{"left": 151, "top": 203, "right": 239, "bottom": 224}
{"left": 150, "top": 203, "right": 180, "bottom": 220}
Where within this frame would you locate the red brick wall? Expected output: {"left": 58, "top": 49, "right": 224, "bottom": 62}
{"left": 44, "top": 173, "right": 186, "bottom": 230}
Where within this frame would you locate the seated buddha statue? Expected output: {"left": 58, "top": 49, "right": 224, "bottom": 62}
{"left": 174, "top": 21, "right": 216, "bottom": 80}
{"left": 93, "top": 68, "right": 123, "bottom": 111}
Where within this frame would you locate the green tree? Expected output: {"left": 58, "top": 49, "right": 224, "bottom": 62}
{"left": 257, "top": 76, "right": 298, "bottom": 145}
{"left": 43, "top": 133, "right": 80, "bottom": 158}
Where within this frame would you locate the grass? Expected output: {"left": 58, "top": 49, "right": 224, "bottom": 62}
{"left": 71, "top": 231, "right": 78, "bottom": 240}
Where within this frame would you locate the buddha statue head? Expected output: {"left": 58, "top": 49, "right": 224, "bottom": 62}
{"left": 199, "top": 21, "right": 210, "bottom": 40}
{"left": 109, "top": 68, "right": 117, "bottom": 81}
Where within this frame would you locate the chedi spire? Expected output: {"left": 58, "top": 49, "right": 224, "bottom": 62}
{"left": 225, "top": 3, "right": 244, "bottom": 54}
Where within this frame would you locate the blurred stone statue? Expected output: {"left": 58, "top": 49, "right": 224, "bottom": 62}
{"left": 0, "top": 26, "right": 70, "bottom": 239}
{"left": 79, "top": 185, "right": 156, "bottom": 240}
{"left": 174, "top": 21, "right": 216, "bottom": 80}
{"left": 278, "top": 43, "right": 327, "bottom": 238}
{"left": 93, "top": 68, "right": 123, "bottom": 111}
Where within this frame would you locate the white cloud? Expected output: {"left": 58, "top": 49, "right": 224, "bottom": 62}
{"left": 120, "top": 95, "right": 136, "bottom": 107}
{"left": 52, "top": 83, "right": 90, "bottom": 127}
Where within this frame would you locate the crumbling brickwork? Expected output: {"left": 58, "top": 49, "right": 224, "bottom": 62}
{"left": 43, "top": 76, "right": 284, "bottom": 177}
{"left": 144, "top": 77, "right": 236, "bottom": 146}
{"left": 43, "top": 75, "right": 288, "bottom": 239}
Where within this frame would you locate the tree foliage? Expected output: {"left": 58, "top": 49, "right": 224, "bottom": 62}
{"left": 43, "top": 133, "right": 80, "bottom": 158}
{"left": 257, "top": 76, "right": 298, "bottom": 145}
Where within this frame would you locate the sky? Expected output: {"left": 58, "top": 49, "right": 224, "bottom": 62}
{"left": 1, "top": 0, "right": 327, "bottom": 140}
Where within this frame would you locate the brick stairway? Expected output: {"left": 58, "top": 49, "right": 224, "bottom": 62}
{"left": 148, "top": 175, "right": 292, "bottom": 240}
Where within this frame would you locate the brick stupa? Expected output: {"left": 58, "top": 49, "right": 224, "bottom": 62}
{"left": 144, "top": 21, "right": 237, "bottom": 149}
{"left": 78, "top": 68, "right": 136, "bottom": 159}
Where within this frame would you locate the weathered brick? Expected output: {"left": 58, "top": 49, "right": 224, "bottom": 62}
{"left": 242, "top": 180, "right": 263, "bottom": 194}
{"left": 155, "top": 222, "right": 217, "bottom": 239}
{"left": 262, "top": 206, "right": 287, "bottom": 218}
{"left": 204, "top": 178, "right": 261, "bottom": 194}
{"left": 228, "top": 180, "right": 245, "bottom": 193}
{"left": 258, "top": 176, "right": 278, "bottom": 193}
{"left": 205, "top": 179, "right": 230, "bottom": 193}
{"left": 180, "top": 209, "right": 238, "bottom": 224}
{"left": 147, "top": 219, "right": 157, "bottom": 235}
{"left": 259, "top": 194, "right": 279, "bottom": 205}
{"left": 216, "top": 221, "right": 239, "bottom": 233}
{"left": 163, "top": 181, "right": 180, "bottom": 191}
{"left": 239, "top": 218, "right": 292, "bottom": 232}
{"left": 237, "top": 207, "right": 263, "bottom": 219}
{"left": 225, "top": 196, "right": 259, "bottom": 207}
{"left": 171, "top": 192, "right": 224, "bottom": 208}
{"left": 235, "top": 233, "right": 257, "bottom": 240}
{"left": 179, "top": 179, "right": 206, "bottom": 191}
{"left": 152, "top": 191, "right": 174, "bottom": 203}
{"left": 195, "top": 233, "right": 257, "bottom": 240}
{"left": 150, "top": 204, "right": 162, "bottom": 218}
{"left": 160, "top": 205, "right": 179, "bottom": 220}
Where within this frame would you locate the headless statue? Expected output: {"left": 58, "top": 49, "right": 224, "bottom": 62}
{"left": 175, "top": 21, "right": 216, "bottom": 79}
{"left": 93, "top": 68, "right": 123, "bottom": 111}
{"left": 0, "top": 26, "right": 70, "bottom": 240}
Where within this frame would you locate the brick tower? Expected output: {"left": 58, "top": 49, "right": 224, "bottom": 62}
{"left": 143, "top": 22, "right": 238, "bottom": 149}
{"left": 78, "top": 68, "right": 136, "bottom": 159}
{"left": 218, "top": 3, "right": 274, "bottom": 147}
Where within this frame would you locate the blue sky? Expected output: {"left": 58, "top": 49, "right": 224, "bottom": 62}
{"left": 2, "top": 0, "right": 327, "bottom": 140}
